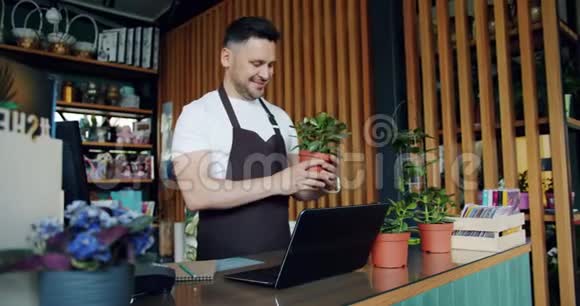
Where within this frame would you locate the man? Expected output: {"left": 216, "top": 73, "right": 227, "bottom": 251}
{"left": 172, "top": 17, "right": 338, "bottom": 260}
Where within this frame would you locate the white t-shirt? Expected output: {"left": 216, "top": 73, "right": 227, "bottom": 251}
{"left": 171, "top": 90, "right": 298, "bottom": 179}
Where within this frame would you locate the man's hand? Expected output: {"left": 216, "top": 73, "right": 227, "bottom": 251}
{"left": 272, "top": 159, "right": 334, "bottom": 196}
{"left": 318, "top": 154, "right": 339, "bottom": 192}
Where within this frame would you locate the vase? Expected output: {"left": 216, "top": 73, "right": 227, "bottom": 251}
{"left": 39, "top": 264, "right": 134, "bottom": 306}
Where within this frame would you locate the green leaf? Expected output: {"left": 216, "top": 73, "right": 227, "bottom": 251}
{"left": 71, "top": 259, "right": 100, "bottom": 271}
{"left": 127, "top": 216, "right": 154, "bottom": 233}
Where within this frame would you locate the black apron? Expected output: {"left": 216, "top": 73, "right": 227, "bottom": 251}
{"left": 197, "top": 86, "right": 291, "bottom": 260}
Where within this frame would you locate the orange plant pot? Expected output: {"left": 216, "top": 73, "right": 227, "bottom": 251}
{"left": 299, "top": 150, "right": 332, "bottom": 172}
{"left": 371, "top": 232, "right": 411, "bottom": 268}
{"left": 418, "top": 223, "right": 453, "bottom": 253}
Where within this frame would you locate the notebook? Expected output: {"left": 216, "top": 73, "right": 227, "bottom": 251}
{"left": 164, "top": 260, "right": 217, "bottom": 281}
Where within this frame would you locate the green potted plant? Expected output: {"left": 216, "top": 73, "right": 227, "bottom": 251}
{"left": 519, "top": 171, "right": 529, "bottom": 210}
{"left": 390, "top": 128, "right": 437, "bottom": 193}
{"left": 293, "top": 112, "right": 349, "bottom": 171}
{"left": 414, "top": 187, "right": 456, "bottom": 253}
{"left": 371, "top": 197, "right": 416, "bottom": 268}
{"left": 0, "top": 201, "right": 154, "bottom": 306}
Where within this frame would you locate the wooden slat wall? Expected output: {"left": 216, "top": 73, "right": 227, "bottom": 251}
{"left": 455, "top": 0, "right": 478, "bottom": 204}
{"left": 474, "top": 0, "right": 500, "bottom": 189}
{"left": 516, "top": 1, "right": 549, "bottom": 304}
{"left": 159, "top": 0, "right": 376, "bottom": 221}
{"left": 403, "top": 0, "right": 421, "bottom": 130}
{"left": 436, "top": 0, "right": 458, "bottom": 205}
{"left": 493, "top": 0, "right": 518, "bottom": 188}
{"left": 542, "top": 0, "right": 577, "bottom": 304}
{"left": 403, "top": 0, "right": 575, "bottom": 304}
{"left": 418, "top": 0, "right": 441, "bottom": 188}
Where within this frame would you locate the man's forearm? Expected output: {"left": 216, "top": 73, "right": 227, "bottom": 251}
{"left": 179, "top": 175, "right": 281, "bottom": 211}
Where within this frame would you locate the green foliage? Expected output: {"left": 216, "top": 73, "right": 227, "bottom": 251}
{"left": 412, "top": 187, "right": 455, "bottom": 224}
{"left": 292, "top": 112, "right": 349, "bottom": 155}
{"left": 381, "top": 198, "right": 417, "bottom": 233}
{"left": 392, "top": 128, "right": 437, "bottom": 193}
{"left": 519, "top": 171, "right": 529, "bottom": 193}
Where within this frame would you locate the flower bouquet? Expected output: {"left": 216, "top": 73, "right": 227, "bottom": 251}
{"left": 1, "top": 201, "right": 154, "bottom": 306}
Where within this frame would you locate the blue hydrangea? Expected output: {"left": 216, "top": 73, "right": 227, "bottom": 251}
{"left": 32, "top": 217, "right": 63, "bottom": 240}
{"left": 130, "top": 229, "right": 155, "bottom": 255}
{"left": 65, "top": 201, "right": 88, "bottom": 219}
{"left": 98, "top": 210, "right": 118, "bottom": 228}
{"left": 117, "top": 210, "right": 140, "bottom": 225}
{"left": 67, "top": 232, "right": 102, "bottom": 261}
{"left": 69, "top": 206, "right": 102, "bottom": 232}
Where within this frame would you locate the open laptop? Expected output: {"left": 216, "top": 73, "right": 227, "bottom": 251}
{"left": 224, "top": 203, "right": 388, "bottom": 289}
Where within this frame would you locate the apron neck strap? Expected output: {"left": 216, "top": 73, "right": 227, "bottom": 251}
{"left": 218, "top": 85, "right": 241, "bottom": 129}
{"left": 218, "top": 85, "right": 282, "bottom": 136}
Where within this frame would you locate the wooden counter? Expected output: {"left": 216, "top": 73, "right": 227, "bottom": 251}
{"left": 133, "top": 244, "right": 532, "bottom": 306}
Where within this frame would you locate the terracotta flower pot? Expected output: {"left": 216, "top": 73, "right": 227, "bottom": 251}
{"left": 371, "top": 232, "right": 411, "bottom": 268}
{"left": 371, "top": 266, "right": 409, "bottom": 291}
{"left": 299, "top": 150, "right": 332, "bottom": 172}
{"left": 421, "top": 252, "right": 454, "bottom": 276}
{"left": 418, "top": 223, "right": 453, "bottom": 253}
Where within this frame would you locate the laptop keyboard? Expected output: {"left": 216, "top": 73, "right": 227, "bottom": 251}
{"left": 227, "top": 266, "right": 281, "bottom": 284}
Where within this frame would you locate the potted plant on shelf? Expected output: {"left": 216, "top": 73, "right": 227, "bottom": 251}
{"left": 371, "top": 197, "right": 416, "bottom": 268}
{"left": 543, "top": 177, "right": 554, "bottom": 209}
{"left": 293, "top": 112, "right": 349, "bottom": 172}
{"left": 519, "top": 171, "right": 529, "bottom": 210}
{"left": 414, "top": 187, "right": 456, "bottom": 253}
{"left": 390, "top": 128, "right": 436, "bottom": 193}
{"left": 0, "top": 201, "right": 154, "bottom": 306}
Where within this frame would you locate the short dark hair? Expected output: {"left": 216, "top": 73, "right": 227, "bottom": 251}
{"left": 223, "top": 17, "right": 280, "bottom": 47}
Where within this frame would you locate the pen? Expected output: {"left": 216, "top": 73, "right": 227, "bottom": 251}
{"left": 178, "top": 263, "right": 196, "bottom": 278}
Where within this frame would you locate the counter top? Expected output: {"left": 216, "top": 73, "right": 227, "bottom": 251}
{"left": 133, "top": 243, "right": 531, "bottom": 306}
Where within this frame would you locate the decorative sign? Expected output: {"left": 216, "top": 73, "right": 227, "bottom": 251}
{"left": 0, "top": 56, "right": 54, "bottom": 138}
{"left": 0, "top": 108, "right": 51, "bottom": 137}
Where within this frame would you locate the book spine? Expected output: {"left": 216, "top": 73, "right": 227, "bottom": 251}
{"left": 134, "top": 27, "right": 142, "bottom": 67}
{"left": 141, "top": 27, "right": 153, "bottom": 68}
{"left": 127, "top": 28, "right": 134, "bottom": 65}
{"left": 153, "top": 27, "right": 160, "bottom": 71}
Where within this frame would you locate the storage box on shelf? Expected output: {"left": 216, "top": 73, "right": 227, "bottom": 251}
{"left": 450, "top": 213, "right": 526, "bottom": 252}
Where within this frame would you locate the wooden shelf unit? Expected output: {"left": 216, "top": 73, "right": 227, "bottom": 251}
{"left": 88, "top": 179, "right": 154, "bottom": 184}
{"left": 449, "top": 20, "right": 578, "bottom": 49}
{"left": 0, "top": 44, "right": 157, "bottom": 76}
{"left": 524, "top": 212, "right": 580, "bottom": 223}
{"left": 439, "top": 117, "right": 580, "bottom": 135}
{"left": 82, "top": 141, "right": 152, "bottom": 150}
{"left": 56, "top": 101, "right": 153, "bottom": 119}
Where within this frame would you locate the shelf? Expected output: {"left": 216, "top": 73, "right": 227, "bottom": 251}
{"left": 524, "top": 211, "right": 580, "bottom": 223}
{"left": 0, "top": 43, "right": 157, "bottom": 78}
{"left": 82, "top": 142, "right": 153, "bottom": 150}
{"left": 440, "top": 117, "right": 580, "bottom": 137}
{"left": 56, "top": 101, "right": 153, "bottom": 119}
{"left": 88, "top": 179, "right": 154, "bottom": 184}
{"left": 567, "top": 118, "right": 580, "bottom": 131}
{"left": 448, "top": 21, "right": 578, "bottom": 51}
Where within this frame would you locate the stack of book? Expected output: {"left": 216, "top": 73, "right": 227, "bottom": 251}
{"left": 481, "top": 188, "right": 520, "bottom": 208}
{"left": 97, "top": 27, "right": 160, "bottom": 70}
{"left": 450, "top": 204, "right": 526, "bottom": 252}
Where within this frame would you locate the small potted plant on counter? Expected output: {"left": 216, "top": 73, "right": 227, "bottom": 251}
{"left": 293, "top": 112, "right": 349, "bottom": 172}
{"left": 414, "top": 187, "right": 456, "bottom": 253}
{"left": 371, "top": 197, "right": 416, "bottom": 268}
